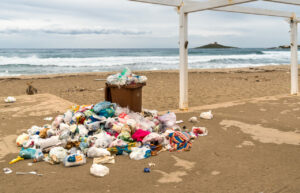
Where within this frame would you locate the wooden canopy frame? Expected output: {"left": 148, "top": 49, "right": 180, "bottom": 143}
{"left": 129, "top": 0, "right": 299, "bottom": 110}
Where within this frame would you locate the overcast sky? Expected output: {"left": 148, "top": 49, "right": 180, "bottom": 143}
{"left": 0, "top": 0, "right": 299, "bottom": 48}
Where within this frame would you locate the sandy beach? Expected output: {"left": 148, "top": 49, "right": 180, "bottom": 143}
{"left": 1, "top": 65, "right": 300, "bottom": 193}
{"left": 0, "top": 65, "right": 293, "bottom": 111}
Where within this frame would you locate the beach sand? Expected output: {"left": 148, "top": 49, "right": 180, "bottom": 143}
{"left": 0, "top": 65, "right": 300, "bottom": 193}
{"left": 0, "top": 65, "right": 292, "bottom": 111}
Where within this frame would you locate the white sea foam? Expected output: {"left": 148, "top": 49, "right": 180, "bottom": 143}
{"left": 0, "top": 51, "right": 292, "bottom": 67}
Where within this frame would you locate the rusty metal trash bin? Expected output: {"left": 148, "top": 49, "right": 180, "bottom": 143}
{"left": 105, "top": 83, "right": 146, "bottom": 112}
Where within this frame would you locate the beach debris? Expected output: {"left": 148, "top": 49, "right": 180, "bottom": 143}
{"left": 93, "top": 156, "right": 115, "bottom": 164}
{"left": 106, "top": 67, "right": 147, "bottom": 86}
{"left": 12, "top": 98, "right": 207, "bottom": 177}
{"left": 4, "top": 96, "right": 16, "bottom": 103}
{"left": 9, "top": 156, "right": 24, "bottom": 164}
{"left": 200, "top": 110, "right": 213, "bottom": 120}
{"left": 188, "top": 117, "right": 198, "bottom": 123}
{"left": 63, "top": 152, "right": 86, "bottom": 167}
{"left": 3, "top": 168, "right": 13, "bottom": 174}
{"left": 90, "top": 164, "right": 109, "bottom": 177}
{"left": 192, "top": 127, "right": 208, "bottom": 137}
{"left": 144, "top": 168, "right": 151, "bottom": 173}
{"left": 26, "top": 82, "right": 38, "bottom": 95}
{"left": 16, "top": 171, "right": 43, "bottom": 176}
{"left": 27, "top": 163, "right": 33, "bottom": 166}
{"left": 44, "top": 117, "right": 53, "bottom": 121}
{"left": 148, "top": 162, "right": 156, "bottom": 167}
{"left": 176, "top": 120, "right": 184, "bottom": 124}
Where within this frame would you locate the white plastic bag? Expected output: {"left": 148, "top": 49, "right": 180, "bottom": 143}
{"left": 49, "top": 147, "right": 68, "bottom": 162}
{"left": 188, "top": 117, "right": 198, "bottom": 123}
{"left": 87, "top": 147, "right": 111, "bottom": 158}
{"left": 200, "top": 111, "right": 213, "bottom": 120}
{"left": 27, "top": 126, "right": 42, "bottom": 136}
{"left": 16, "top": 133, "right": 29, "bottom": 147}
{"left": 36, "top": 136, "right": 60, "bottom": 150}
{"left": 63, "top": 110, "right": 73, "bottom": 124}
{"left": 158, "top": 112, "right": 176, "bottom": 128}
{"left": 4, "top": 96, "right": 16, "bottom": 103}
{"left": 78, "top": 125, "right": 88, "bottom": 136}
{"left": 90, "top": 164, "right": 109, "bottom": 177}
{"left": 129, "top": 146, "right": 151, "bottom": 160}
{"left": 94, "top": 132, "right": 113, "bottom": 148}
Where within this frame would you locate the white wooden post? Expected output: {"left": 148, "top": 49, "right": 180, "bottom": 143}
{"left": 179, "top": 7, "right": 189, "bottom": 110}
{"left": 290, "top": 19, "right": 299, "bottom": 95}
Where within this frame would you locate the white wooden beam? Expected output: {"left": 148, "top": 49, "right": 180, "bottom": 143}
{"left": 290, "top": 19, "right": 299, "bottom": 95}
{"left": 264, "top": 0, "right": 300, "bottom": 6}
{"left": 214, "top": 6, "right": 295, "bottom": 19}
{"left": 179, "top": 9, "right": 189, "bottom": 110}
{"left": 183, "top": 0, "right": 257, "bottom": 13}
{"left": 129, "top": 0, "right": 180, "bottom": 6}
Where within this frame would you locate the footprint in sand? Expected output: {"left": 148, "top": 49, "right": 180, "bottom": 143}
{"left": 154, "top": 170, "right": 188, "bottom": 183}
{"left": 171, "top": 155, "right": 195, "bottom": 170}
{"left": 211, "top": 171, "right": 221, "bottom": 176}
{"left": 155, "top": 155, "right": 195, "bottom": 183}
{"left": 220, "top": 120, "right": 300, "bottom": 145}
{"left": 236, "top": 140, "right": 255, "bottom": 148}
{"left": 0, "top": 134, "right": 19, "bottom": 160}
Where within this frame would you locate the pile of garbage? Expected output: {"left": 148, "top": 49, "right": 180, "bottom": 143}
{"left": 106, "top": 68, "right": 147, "bottom": 86}
{"left": 12, "top": 101, "right": 208, "bottom": 177}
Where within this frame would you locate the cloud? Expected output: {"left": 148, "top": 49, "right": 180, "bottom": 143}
{"left": 0, "top": 0, "right": 299, "bottom": 48}
{"left": 0, "top": 26, "right": 150, "bottom": 36}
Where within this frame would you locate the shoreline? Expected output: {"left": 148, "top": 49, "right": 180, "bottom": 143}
{"left": 0, "top": 64, "right": 291, "bottom": 80}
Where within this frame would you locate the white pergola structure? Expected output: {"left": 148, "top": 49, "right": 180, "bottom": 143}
{"left": 130, "top": 0, "right": 300, "bottom": 110}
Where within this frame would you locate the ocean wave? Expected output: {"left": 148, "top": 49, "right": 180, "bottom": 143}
{"left": 0, "top": 51, "right": 291, "bottom": 67}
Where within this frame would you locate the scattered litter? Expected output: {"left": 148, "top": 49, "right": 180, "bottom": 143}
{"left": 106, "top": 68, "right": 147, "bottom": 86}
{"left": 97, "top": 88, "right": 104, "bottom": 91}
{"left": 188, "top": 117, "right": 198, "bottom": 123}
{"left": 9, "top": 156, "right": 24, "bottom": 164}
{"left": 11, "top": 69, "right": 208, "bottom": 177}
{"left": 176, "top": 120, "right": 184, "bottom": 124}
{"left": 148, "top": 162, "right": 156, "bottom": 167}
{"left": 44, "top": 117, "right": 53, "bottom": 121}
{"left": 90, "top": 164, "right": 109, "bottom": 177}
{"left": 27, "top": 163, "right": 33, "bottom": 166}
{"left": 93, "top": 156, "right": 115, "bottom": 164}
{"left": 200, "top": 110, "right": 213, "bottom": 120}
{"left": 144, "top": 168, "right": 151, "bottom": 173}
{"left": 4, "top": 96, "right": 16, "bottom": 103}
{"left": 3, "top": 168, "right": 12, "bottom": 174}
{"left": 16, "top": 171, "right": 43, "bottom": 176}
{"left": 63, "top": 152, "right": 86, "bottom": 167}
{"left": 192, "top": 127, "right": 208, "bottom": 137}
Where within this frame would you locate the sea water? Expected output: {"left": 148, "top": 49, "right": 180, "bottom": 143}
{"left": 0, "top": 48, "right": 294, "bottom": 76}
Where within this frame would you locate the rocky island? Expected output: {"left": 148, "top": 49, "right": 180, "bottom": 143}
{"left": 194, "top": 42, "right": 237, "bottom": 49}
